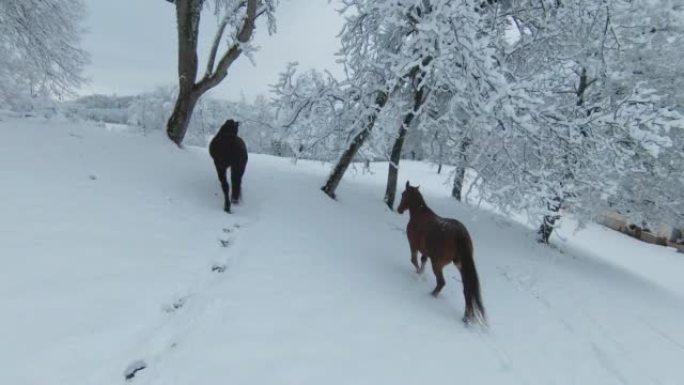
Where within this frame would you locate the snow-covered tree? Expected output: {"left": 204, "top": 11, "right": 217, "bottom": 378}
{"left": 277, "top": 0, "right": 529, "bottom": 203}
{"left": 271, "top": 0, "right": 682, "bottom": 242}
{"left": 127, "top": 86, "right": 178, "bottom": 135}
{"left": 608, "top": 106, "right": 684, "bottom": 231}
{"left": 609, "top": 0, "right": 684, "bottom": 109}
{"left": 164, "top": 0, "right": 277, "bottom": 146}
{"left": 468, "top": 0, "right": 684, "bottom": 242}
{"left": 271, "top": 63, "right": 357, "bottom": 162}
{"left": 0, "top": 0, "right": 88, "bottom": 109}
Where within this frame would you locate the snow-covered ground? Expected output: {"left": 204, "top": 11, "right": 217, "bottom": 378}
{"left": 2, "top": 117, "right": 683, "bottom": 385}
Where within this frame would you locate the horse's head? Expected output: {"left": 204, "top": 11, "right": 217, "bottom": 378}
{"left": 218, "top": 119, "right": 239, "bottom": 136}
{"left": 397, "top": 180, "right": 421, "bottom": 214}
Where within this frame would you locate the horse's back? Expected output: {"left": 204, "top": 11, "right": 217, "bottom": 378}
{"left": 209, "top": 134, "right": 247, "bottom": 168}
{"left": 444, "top": 217, "right": 470, "bottom": 238}
{"left": 427, "top": 216, "right": 468, "bottom": 237}
{"left": 423, "top": 216, "right": 471, "bottom": 259}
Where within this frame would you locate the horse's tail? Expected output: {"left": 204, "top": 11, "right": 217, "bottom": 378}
{"left": 457, "top": 233, "right": 486, "bottom": 325}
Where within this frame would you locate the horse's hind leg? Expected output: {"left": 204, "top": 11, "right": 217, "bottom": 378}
{"left": 230, "top": 165, "right": 244, "bottom": 204}
{"left": 215, "top": 164, "right": 231, "bottom": 213}
{"left": 431, "top": 261, "right": 446, "bottom": 297}
{"left": 419, "top": 254, "right": 428, "bottom": 274}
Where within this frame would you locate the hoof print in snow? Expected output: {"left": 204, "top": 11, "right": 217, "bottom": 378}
{"left": 233, "top": 223, "right": 242, "bottom": 229}
{"left": 222, "top": 227, "right": 232, "bottom": 234}
{"left": 88, "top": 174, "right": 97, "bottom": 180}
{"left": 211, "top": 264, "right": 227, "bottom": 273}
{"left": 219, "top": 239, "right": 231, "bottom": 247}
{"left": 164, "top": 297, "right": 186, "bottom": 313}
{"left": 124, "top": 360, "right": 147, "bottom": 381}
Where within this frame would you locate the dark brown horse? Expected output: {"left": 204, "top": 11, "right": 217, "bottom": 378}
{"left": 209, "top": 119, "right": 248, "bottom": 213}
{"left": 397, "top": 181, "right": 486, "bottom": 324}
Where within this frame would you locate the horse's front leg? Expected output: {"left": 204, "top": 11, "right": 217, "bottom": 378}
{"left": 410, "top": 248, "right": 420, "bottom": 273}
{"left": 407, "top": 228, "right": 422, "bottom": 273}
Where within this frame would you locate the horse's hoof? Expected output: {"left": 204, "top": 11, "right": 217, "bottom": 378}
{"left": 431, "top": 291, "right": 439, "bottom": 298}
{"left": 224, "top": 207, "right": 232, "bottom": 214}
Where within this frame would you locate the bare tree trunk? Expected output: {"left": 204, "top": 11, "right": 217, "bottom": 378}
{"left": 166, "top": 0, "right": 259, "bottom": 146}
{"left": 436, "top": 130, "right": 444, "bottom": 174}
{"left": 166, "top": 0, "right": 201, "bottom": 146}
{"left": 167, "top": 90, "right": 199, "bottom": 145}
{"left": 538, "top": 215, "right": 558, "bottom": 243}
{"left": 451, "top": 136, "right": 471, "bottom": 201}
{"left": 384, "top": 84, "right": 427, "bottom": 210}
{"left": 537, "top": 197, "right": 562, "bottom": 243}
{"left": 321, "top": 92, "right": 388, "bottom": 199}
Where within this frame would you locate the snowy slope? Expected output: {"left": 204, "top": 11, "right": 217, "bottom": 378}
{"left": 1, "top": 117, "right": 683, "bottom": 385}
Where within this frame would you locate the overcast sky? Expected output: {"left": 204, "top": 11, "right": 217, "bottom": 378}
{"left": 80, "top": 0, "right": 345, "bottom": 102}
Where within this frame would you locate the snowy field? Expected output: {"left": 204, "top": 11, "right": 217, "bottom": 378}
{"left": 2, "top": 116, "right": 684, "bottom": 385}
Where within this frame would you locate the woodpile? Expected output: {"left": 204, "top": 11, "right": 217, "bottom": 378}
{"left": 599, "top": 210, "right": 684, "bottom": 253}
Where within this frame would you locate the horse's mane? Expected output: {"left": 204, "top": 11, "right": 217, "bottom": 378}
{"left": 412, "top": 189, "right": 434, "bottom": 214}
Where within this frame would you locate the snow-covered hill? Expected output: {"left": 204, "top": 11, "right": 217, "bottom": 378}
{"left": 1, "top": 117, "right": 683, "bottom": 385}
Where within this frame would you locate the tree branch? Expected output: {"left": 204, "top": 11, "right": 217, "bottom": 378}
{"left": 204, "top": 13, "right": 231, "bottom": 78}
{"left": 195, "top": 0, "right": 258, "bottom": 94}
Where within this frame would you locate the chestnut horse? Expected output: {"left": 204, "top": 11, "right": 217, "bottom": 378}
{"left": 397, "top": 181, "right": 486, "bottom": 324}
